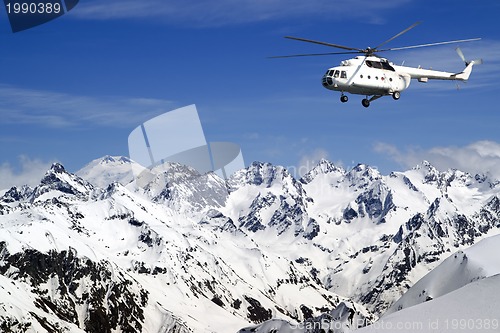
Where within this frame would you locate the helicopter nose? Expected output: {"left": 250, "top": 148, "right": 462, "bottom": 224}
{"left": 322, "top": 74, "right": 334, "bottom": 87}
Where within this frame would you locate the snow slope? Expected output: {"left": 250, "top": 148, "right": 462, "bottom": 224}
{"left": 386, "top": 233, "right": 500, "bottom": 316}
{"left": 355, "top": 274, "right": 500, "bottom": 333}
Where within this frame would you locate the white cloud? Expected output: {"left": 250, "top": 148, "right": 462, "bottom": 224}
{"left": 374, "top": 140, "right": 500, "bottom": 179}
{"left": 0, "top": 156, "right": 56, "bottom": 190}
{"left": 73, "top": 0, "right": 410, "bottom": 26}
{"left": 0, "top": 85, "right": 176, "bottom": 128}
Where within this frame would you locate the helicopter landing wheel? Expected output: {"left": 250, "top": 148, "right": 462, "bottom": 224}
{"left": 362, "top": 99, "right": 370, "bottom": 108}
{"left": 340, "top": 95, "right": 348, "bottom": 103}
{"left": 392, "top": 91, "right": 401, "bottom": 100}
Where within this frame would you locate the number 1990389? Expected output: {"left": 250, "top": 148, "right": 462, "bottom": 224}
{"left": 6, "top": 2, "right": 61, "bottom": 14}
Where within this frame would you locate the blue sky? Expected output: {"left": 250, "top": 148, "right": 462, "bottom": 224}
{"left": 1, "top": 0, "right": 500, "bottom": 188}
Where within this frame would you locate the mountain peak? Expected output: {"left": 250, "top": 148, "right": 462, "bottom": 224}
{"left": 49, "top": 162, "right": 66, "bottom": 173}
{"left": 228, "top": 161, "right": 294, "bottom": 190}
{"left": 347, "top": 163, "right": 382, "bottom": 183}
{"left": 300, "top": 159, "right": 345, "bottom": 184}
{"left": 41, "top": 163, "right": 70, "bottom": 185}
{"left": 100, "top": 155, "right": 132, "bottom": 164}
{"left": 0, "top": 185, "right": 33, "bottom": 203}
{"left": 36, "top": 163, "right": 94, "bottom": 199}
{"left": 413, "top": 160, "right": 438, "bottom": 173}
{"left": 76, "top": 155, "right": 136, "bottom": 188}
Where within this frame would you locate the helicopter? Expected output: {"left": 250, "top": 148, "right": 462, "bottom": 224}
{"left": 270, "top": 22, "right": 482, "bottom": 107}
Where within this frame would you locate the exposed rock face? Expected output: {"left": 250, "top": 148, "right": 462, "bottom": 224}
{"left": 0, "top": 244, "right": 149, "bottom": 333}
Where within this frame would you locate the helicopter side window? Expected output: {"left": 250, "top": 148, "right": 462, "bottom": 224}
{"left": 381, "top": 61, "right": 395, "bottom": 71}
{"left": 341, "top": 71, "right": 347, "bottom": 79}
{"left": 334, "top": 70, "right": 340, "bottom": 78}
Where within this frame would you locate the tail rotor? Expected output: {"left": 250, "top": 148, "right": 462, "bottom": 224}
{"left": 456, "top": 47, "right": 483, "bottom": 66}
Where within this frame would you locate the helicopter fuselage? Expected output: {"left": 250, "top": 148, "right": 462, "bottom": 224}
{"left": 322, "top": 55, "right": 476, "bottom": 107}
{"left": 322, "top": 56, "right": 410, "bottom": 97}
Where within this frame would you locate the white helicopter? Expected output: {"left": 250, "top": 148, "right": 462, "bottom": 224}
{"left": 271, "top": 22, "right": 482, "bottom": 107}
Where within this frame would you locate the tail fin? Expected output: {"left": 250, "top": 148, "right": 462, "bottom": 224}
{"left": 453, "top": 62, "right": 474, "bottom": 81}
{"left": 453, "top": 47, "right": 482, "bottom": 81}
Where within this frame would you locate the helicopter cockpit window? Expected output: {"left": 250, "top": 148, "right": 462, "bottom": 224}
{"left": 327, "top": 70, "right": 334, "bottom": 76}
{"left": 334, "top": 70, "right": 340, "bottom": 78}
{"left": 365, "top": 60, "right": 372, "bottom": 67}
{"left": 341, "top": 71, "right": 347, "bottom": 79}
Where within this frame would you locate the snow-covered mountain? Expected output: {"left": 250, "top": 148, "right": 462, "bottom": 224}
{"left": 338, "top": 233, "right": 500, "bottom": 333}
{"left": 355, "top": 274, "right": 500, "bottom": 333}
{"left": 385, "top": 233, "right": 500, "bottom": 316}
{"left": 76, "top": 155, "right": 137, "bottom": 188}
{"left": 0, "top": 156, "right": 499, "bottom": 332}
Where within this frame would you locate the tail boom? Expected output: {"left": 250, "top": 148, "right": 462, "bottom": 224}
{"left": 394, "top": 61, "right": 478, "bottom": 82}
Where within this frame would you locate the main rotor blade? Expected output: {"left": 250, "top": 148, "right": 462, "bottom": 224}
{"left": 380, "top": 38, "right": 481, "bottom": 52}
{"left": 374, "top": 21, "right": 422, "bottom": 50}
{"left": 284, "top": 36, "right": 361, "bottom": 52}
{"left": 268, "top": 51, "right": 362, "bottom": 59}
